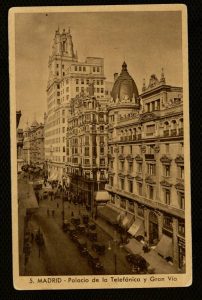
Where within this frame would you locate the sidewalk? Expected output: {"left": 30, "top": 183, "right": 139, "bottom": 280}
{"left": 93, "top": 215, "right": 181, "bottom": 274}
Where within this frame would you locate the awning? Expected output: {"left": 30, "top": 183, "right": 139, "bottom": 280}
{"left": 122, "top": 214, "right": 134, "bottom": 229}
{"left": 94, "top": 191, "right": 110, "bottom": 202}
{"left": 155, "top": 234, "right": 173, "bottom": 258}
{"left": 128, "top": 218, "right": 144, "bottom": 237}
{"left": 97, "top": 205, "right": 120, "bottom": 225}
{"left": 124, "top": 238, "right": 140, "bottom": 254}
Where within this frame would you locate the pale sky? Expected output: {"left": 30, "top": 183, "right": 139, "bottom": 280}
{"left": 15, "top": 10, "right": 182, "bottom": 129}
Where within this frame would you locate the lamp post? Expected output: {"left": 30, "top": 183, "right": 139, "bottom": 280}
{"left": 108, "top": 230, "right": 118, "bottom": 274}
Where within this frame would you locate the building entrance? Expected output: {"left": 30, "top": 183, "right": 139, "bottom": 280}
{"left": 149, "top": 211, "right": 158, "bottom": 245}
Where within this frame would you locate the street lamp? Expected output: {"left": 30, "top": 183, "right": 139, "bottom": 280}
{"left": 108, "top": 230, "right": 118, "bottom": 274}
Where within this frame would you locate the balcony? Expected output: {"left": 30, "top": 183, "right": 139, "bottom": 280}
{"left": 170, "top": 129, "right": 177, "bottom": 136}
{"left": 145, "top": 154, "right": 155, "bottom": 160}
{"left": 163, "top": 130, "right": 169, "bottom": 137}
{"left": 179, "top": 128, "right": 184, "bottom": 136}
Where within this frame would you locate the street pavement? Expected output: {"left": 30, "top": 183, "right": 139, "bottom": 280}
{"left": 19, "top": 178, "right": 132, "bottom": 276}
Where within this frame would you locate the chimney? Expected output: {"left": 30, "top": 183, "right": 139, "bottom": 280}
{"left": 114, "top": 73, "right": 118, "bottom": 81}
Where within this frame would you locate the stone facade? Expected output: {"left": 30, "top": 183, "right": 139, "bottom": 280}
{"left": 66, "top": 88, "right": 108, "bottom": 210}
{"left": 45, "top": 28, "right": 109, "bottom": 181}
{"left": 105, "top": 63, "right": 185, "bottom": 271}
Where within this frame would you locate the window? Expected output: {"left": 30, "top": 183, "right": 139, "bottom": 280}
{"left": 147, "top": 163, "right": 156, "bottom": 175}
{"left": 146, "top": 124, "right": 155, "bottom": 135}
{"left": 75, "top": 66, "right": 77, "bottom": 71}
{"left": 165, "top": 143, "right": 169, "bottom": 153}
{"left": 138, "top": 182, "right": 143, "bottom": 196}
{"left": 120, "top": 161, "right": 124, "bottom": 171}
{"left": 101, "top": 80, "right": 103, "bottom": 85}
{"left": 63, "top": 72, "right": 65, "bottom": 76}
{"left": 101, "top": 88, "right": 104, "bottom": 93}
{"left": 164, "top": 189, "right": 171, "bottom": 205}
{"left": 130, "top": 145, "right": 133, "bottom": 154}
{"left": 62, "top": 64, "right": 64, "bottom": 69}
{"left": 62, "top": 110, "right": 65, "bottom": 116}
{"left": 85, "top": 136, "right": 89, "bottom": 145}
{"left": 56, "top": 64, "right": 59, "bottom": 68}
{"left": 120, "top": 179, "right": 124, "bottom": 190}
{"left": 79, "top": 66, "right": 82, "bottom": 71}
{"left": 138, "top": 163, "right": 142, "bottom": 173}
{"left": 129, "top": 181, "right": 133, "bottom": 193}
{"left": 63, "top": 156, "right": 65, "bottom": 162}
{"left": 121, "top": 146, "right": 124, "bottom": 154}
{"left": 148, "top": 185, "right": 154, "bottom": 199}
{"left": 85, "top": 147, "right": 89, "bottom": 156}
{"left": 62, "top": 118, "right": 65, "bottom": 123}
{"left": 83, "top": 66, "right": 86, "bottom": 72}
{"left": 97, "top": 67, "right": 100, "bottom": 72}
{"left": 62, "top": 127, "right": 65, "bottom": 133}
{"left": 164, "top": 165, "right": 170, "bottom": 177}
{"left": 86, "top": 79, "right": 89, "bottom": 85}
{"left": 76, "top": 87, "right": 79, "bottom": 92}
{"left": 63, "top": 146, "right": 65, "bottom": 152}
{"left": 97, "top": 80, "right": 99, "bottom": 85}
{"left": 66, "top": 87, "right": 69, "bottom": 92}
{"left": 163, "top": 215, "right": 173, "bottom": 231}
{"left": 110, "top": 160, "right": 113, "bottom": 169}
{"left": 100, "top": 159, "right": 105, "bottom": 166}
{"left": 110, "top": 177, "right": 114, "bottom": 187}
{"left": 57, "top": 92, "right": 60, "bottom": 96}
{"left": 56, "top": 71, "right": 59, "bottom": 76}
{"left": 100, "top": 136, "right": 104, "bottom": 143}
{"left": 138, "top": 206, "right": 144, "bottom": 217}
{"left": 81, "top": 79, "right": 84, "bottom": 84}
{"left": 178, "top": 219, "right": 185, "bottom": 236}
{"left": 128, "top": 162, "right": 133, "bottom": 173}
{"left": 100, "top": 147, "right": 104, "bottom": 155}
{"left": 111, "top": 146, "right": 113, "bottom": 154}
{"left": 179, "top": 166, "right": 184, "bottom": 179}
{"left": 57, "top": 84, "right": 60, "bottom": 89}
{"left": 93, "top": 67, "right": 96, "bottom": 72}
{"left": 97, "top": 88, "right": 100, "bottom": 93}
{"left": 179, "top": 192, "right": 185, "bottom": 209}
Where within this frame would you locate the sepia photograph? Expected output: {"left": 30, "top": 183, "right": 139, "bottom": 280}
{"left": 9, "top": 4, "right": 191, "bottom": 289}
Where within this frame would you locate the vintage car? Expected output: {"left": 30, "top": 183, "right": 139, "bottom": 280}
{"left": 77, "top": 224, "right": 86, "bottom": 234}
{"left": 125, "top": 254, "right": 149, "bottom": 273}
{"left": 71, "top": 217, "right": 81, "bottom": 226}
{"left": 77, "top": 238, "right": 88, "bottom": 256}
{"left": 87, "top": 230, "right": 97, "bottom": 242}
{"left": 87, "top": 222, "right": 96, "bottom": 231}
{"left": 91, "top": 242, "right": 105, "bottom": 255}
{"left": 82, "top": 214, "right": 89, "bottom": 224}
{"left": 87, "top": 250, "right": 104, "bottom": 274}
{"left": 62, "top": 220, "right": 71, "bottom": 232}
{"left": 43, "top": 191, "right": 49, "bottom": 200}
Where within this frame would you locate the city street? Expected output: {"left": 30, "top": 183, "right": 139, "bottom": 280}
{"left": 19, "top": 176, "right": 132, "bottom": 276}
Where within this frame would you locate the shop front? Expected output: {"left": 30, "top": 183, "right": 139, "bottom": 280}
{"left": 178, "top": 237, "right": 185, "bottom": 271}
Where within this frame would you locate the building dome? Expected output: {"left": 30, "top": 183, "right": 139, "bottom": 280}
{"left": 111, "top": 62, "right": 139, "bottom": 102}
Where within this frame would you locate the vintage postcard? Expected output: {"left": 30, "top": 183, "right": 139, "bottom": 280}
{"left": 9, "top": 4, "right": 191, "bottom": 290}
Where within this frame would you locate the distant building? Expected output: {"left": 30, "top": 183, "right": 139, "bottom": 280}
{"left": 66, "top": 84, "right": 108, "bottom": 210}
{"left": 104, "top": 62, "right": 185, "bottom": 271}
{"left": 23, "top": 120, "right": 45, "bottom": 166}
{"left": 45, "top": 28, "right": 108, "bottom": 182}
{"left": 16, "top": 110, "right": 24, "bottom": 172}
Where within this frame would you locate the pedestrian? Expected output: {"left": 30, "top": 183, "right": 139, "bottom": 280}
{"left": 71, "top": 211, "right": 74, "bottom": 217}
{"left": 57, "top": 202, "right": 59, "bottom": 208}
{"left": 31, "top": 232, "right": 34, "bottom": 242}
{"left": 47, "top": 208, "right": 49, "bottom": 216}
{"left": 52, "top": 209, "right": 55, "bottom": 217}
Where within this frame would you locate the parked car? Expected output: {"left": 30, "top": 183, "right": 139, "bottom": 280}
{"left": 43, "top": 191, "right": 48, "bottom": 200}
{"left": 87, "top": 222, "right": 96, "bottom": 231}
{"left": 92, "top": 242, "right": 105, "bottom": 255}
{"left": 62, "top": 220, "right": 71, "bottom": 232}
{"left": 77, "top": 238, "right": 88, "bottom": 256}
{"left": 77, "top": 224, "right": 86, "bottom": 234}
{"left": 87, "top": 230, "right": 97, "bottom": 242}
{"left": 82, "top": 214, "right": 89, "bottom": 224}
{"left": 71, "top": 217, "right": 80, "bottom": 226}
{"left": 87, "top": 250, "right": 104, "bottom": 274}
{"left": 125, "top": 254, "right": 148, "bottom": 272}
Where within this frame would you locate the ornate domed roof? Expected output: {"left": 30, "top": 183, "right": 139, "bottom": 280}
{"left": 111, "top": 62, "right": 139, "bottom": 102}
